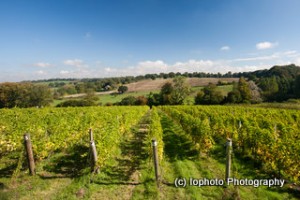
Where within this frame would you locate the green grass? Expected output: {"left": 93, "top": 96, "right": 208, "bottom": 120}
{"left": 98, "top": 90, "right": 160, "bottom": 105}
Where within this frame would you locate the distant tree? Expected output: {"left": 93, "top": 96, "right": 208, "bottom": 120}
{"left": 119, "top": 96, "right": 136, "bottom": 105}
{"left": 84, "top": 89, "right": 99, "bottom": 102}
{"left": 105, "top": 102, "right": 113, "bottom": 106}
{"left": 64, "top": 84, "right": 77, "bottom": 94}
{"left": 259, "top": 76, "right": 279, "bottom": 101}
{"left": 147, "top": 92, "right": 161, "bottom": 108}
{"left": 145, "top": 74, "right": 157, "bottom": 80}
{"left": 168, "top": 72, "right": 175, "bottom": 78}
{"left": 226, "top": 78, "right": 259, "bottom": 104}
{"left": 248, "top": 81, "right": 262, "bottom": 103}
{"left": 238, "top": 77, "right": 251, "bottom": 103}
{"left": 28, "top": 85, "right": 53, "bottom": 107}
{"left": 160, "top": 82, "right": 173, "bottom": 105}
{"left": 0, "top": 83, "right": 23, "bottom": 108}
{"left": 226, "top": 82, "right": 241, "bottom": 103}
{"left": 195, "top": 83, "right": 224, "bottom": 105}
{"left": 0, "top": 83, "right": 53, "bottom": 108}
{"left": 118, "top": 85, "right": 128, "bottom": 94}
{"left": 226, "top": 90, "right": 242, "bottom": 103}
{"left": 135, "top": 96, "right": 148, "bottom": 105}
{"left": 194, "top": 91, "right": 204, "bottom": 105}
{"left": 75, "top": 83, "right": 86, "bottom": 93}
{"left": 170, "top": 76, "right": 191, "bottom": 105}
{"left": 275, "top": 77, "right": 293, "bottom": 101}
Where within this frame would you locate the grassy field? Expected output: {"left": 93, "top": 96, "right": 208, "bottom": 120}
{"left": 98, "top": 90, "right": 160, "bottom": 105}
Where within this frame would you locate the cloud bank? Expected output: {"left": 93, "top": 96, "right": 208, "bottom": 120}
{"left": 2, "top": 50, "right": 300, "bottom": 82}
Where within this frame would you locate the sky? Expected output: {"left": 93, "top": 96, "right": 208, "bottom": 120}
{"left": 1, "top": 0, "right": 300, "bottom": 82}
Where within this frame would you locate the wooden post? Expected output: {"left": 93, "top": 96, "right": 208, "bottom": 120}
{"left": 225, "top": 138, "right": 232, "bottom": 185}
{"left": 90, "top": 140, "right": 99, "bottom": 173}
{"left": 24, "top": 133, "right": 35, "bottom": 175}
{"left": 89, "top": 129, "right": 99, "bottom": 174}
{"left": 274, "top": 124, "right": 279, "bottom": 140}
{"left": 152, "top": 139, "right": 160, "bottom": 187}
{"left": 89, "top": 128, "right": 93, "bottom": 141}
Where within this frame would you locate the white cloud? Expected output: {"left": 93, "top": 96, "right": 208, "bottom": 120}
{"left": 98, "top": 51, "right": 298, "bottom": 77}
{"left": 35, "top": 70, "right": 47, "bottom": 75}
{"left": 60, "top": 70, "right": 70, "bottom": 75}
{"left": 33, "top": 62, "right": 51, "bottom": 68}
{"left": 100, "top": 59, "right": 230, "bottom": 77}
{"left": 220, "top": 46, "right": 230, "bottom": 51}
{"left": 7, "top": 49, "right": 299, "bottom": 82}
{"left": 135, "top": 60, "right": 169, "bottom": 74}
{"left": 256, "top": 41, "right": 278, "bottom": 50}
{"left": 59, "top": 68, "right": 93, "bottom": 78}
{"left": 63, "top": 59, "right": 88, "bottom": 68}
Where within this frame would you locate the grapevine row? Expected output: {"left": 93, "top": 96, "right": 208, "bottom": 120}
{"left": 0, "top": 106, "right": 149, "bottom": 169}
{"left": 160, "top": 105, "right": 300, "bottom": 183}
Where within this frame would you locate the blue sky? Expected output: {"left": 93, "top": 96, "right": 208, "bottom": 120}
{"left": 1, "top": 0, "right": 300, "bottom": 81}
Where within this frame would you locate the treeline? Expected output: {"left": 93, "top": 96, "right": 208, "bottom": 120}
{"left": 0, "top": 83, "right": 53, "bottom": 108}
{"left": 250, "top": 64, "right": 300, "bottom": 102}
{"left": 193, "top": 64, "right": 300, "bottom": 104}
{"left": 31, "top": 70, "right": 244, "bottom": 84}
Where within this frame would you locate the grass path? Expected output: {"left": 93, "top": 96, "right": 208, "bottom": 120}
{"left": 157, "top": 112, "right": 224, "bottom": 199}
{"left": 90, "top": 110, "right": 152, "bottom": 200}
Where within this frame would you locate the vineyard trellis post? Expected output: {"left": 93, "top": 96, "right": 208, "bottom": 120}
{"left": 24, "top": 133, "right": 35, "bottom": 175}
{"left": 89, "top": 128, "right": 94, "bottom": 141}
{"left": 152, "top": 139, "right": 160, "bottom": 187}
{"left": 225, "top": 138, "right": 232, "bottom": 185}
{"left": 89, "top": 129, "right": 99, "bottom": 174}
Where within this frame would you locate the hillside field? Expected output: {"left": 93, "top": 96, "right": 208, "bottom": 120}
{"left": 60, "top": 77, "right": 237, "bottom": 105}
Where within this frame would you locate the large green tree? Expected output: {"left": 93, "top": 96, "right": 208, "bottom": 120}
{"left": 118, "top": 85, "right": 128, "bottom": 94}
{"left": 160, "top": 82, "right": 173, "bottom": 105}
{"left": 28, "top": 85, "right": 53, "bottom": 107}
{"left": 238, "top": 77, "right": 251, "bottom": 102}
{"left": 226, "top": 78, "right": 260, "bottom": 104}
{"left": 195, "top": 83, "right": 224, "bottom": 105}
{"left": 170, "top": 76, "right": 191, "bottom": 105}
{"left": 259, "top": 76, "right": 279, "bottom": 101}
{"left": 0, "top": 83, "right": 53, "bottom": 108}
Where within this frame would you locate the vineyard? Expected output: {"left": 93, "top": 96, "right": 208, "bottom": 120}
{"left": 0, "top": 106, "right": 299, "bottom": 199}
